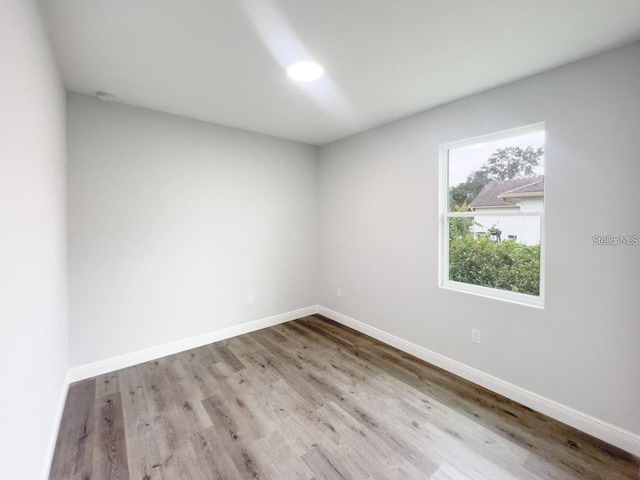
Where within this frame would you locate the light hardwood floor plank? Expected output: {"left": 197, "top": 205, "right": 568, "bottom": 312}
{"left": 49, "top": 315, "right": 640, "bottom": 480}
{"left": 50, "top": 378, "right": 96, "bottom": 480}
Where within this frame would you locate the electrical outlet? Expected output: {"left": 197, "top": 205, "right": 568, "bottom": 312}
{"left": 337, "top": 288, "right": 342, "bottom": 298}
{"left": 472, "top": 329, "right": 481, "bottom": 345}
{"left": 248, "top": 294, "right": 254, "bottom": 305}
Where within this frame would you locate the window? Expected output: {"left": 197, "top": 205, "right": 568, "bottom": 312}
{"left": 438, "top": 123, "right": 545, "bottom": 307}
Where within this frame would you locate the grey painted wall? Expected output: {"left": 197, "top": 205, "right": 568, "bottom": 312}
{"left": 0, "top": 1, "right": 68, "bottom": 478}
{"left": 66, "top": 42, "right": 639, "bottom": 443}
{"left": 317, "top": 43, "right": 640, "bottom": 435}
{"left": 67, "top": 93, "right": 318, "bottom": 368}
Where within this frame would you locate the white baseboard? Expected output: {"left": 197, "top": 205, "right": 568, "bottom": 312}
{"left": 42, "top": 371, "right": 71, "bottom": 480}
{"left": 68, "top": 306, "right": 318, "bottom": 383}
{"left": 317, "top": 306, "right": 640, "bottom": 457}
{"left": 63, "top": 304, "right": 640, "bottom": 456}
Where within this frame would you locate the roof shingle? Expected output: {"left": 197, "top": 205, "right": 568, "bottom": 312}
{"left": 469, "top": 176, "right": 543, "bottom": 208}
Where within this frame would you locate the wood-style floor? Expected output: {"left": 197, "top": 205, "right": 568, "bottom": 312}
{"left": 49, "top": 315, "right": 639, "bottom": 479}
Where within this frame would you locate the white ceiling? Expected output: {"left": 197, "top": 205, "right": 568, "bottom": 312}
{"left": 42, "top": 0, "right": 640, "bottom": 145}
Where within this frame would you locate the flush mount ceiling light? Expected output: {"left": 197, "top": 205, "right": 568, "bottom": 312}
{"left": 286, "top": 61, "right": 324, "bottom": 82}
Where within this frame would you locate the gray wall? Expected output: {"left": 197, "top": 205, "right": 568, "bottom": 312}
{"left": 0, "top": 0, "right": 68, "bottom": 478}
{"left": 317, "top": 42, "right": 640, "bottom": 435}
{"left": 67, "top": 93, "right": 318, "bottom": 367}
{"left": 66, "top": 42, "right": 639, "bottom": 442}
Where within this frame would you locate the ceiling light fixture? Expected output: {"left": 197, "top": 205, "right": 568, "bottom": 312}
{"left": 286, "top": 61, "right": 324, "bottom": 82}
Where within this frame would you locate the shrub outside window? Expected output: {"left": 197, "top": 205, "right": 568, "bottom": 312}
{"left": 438, "top": 123, "right": 545, "bottom": 308}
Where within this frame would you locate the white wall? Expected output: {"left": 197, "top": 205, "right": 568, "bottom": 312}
{"left": 67, "top": 93, "right": 318, "bottom": 368}
{"left": 471, "top": 211, "right": 541, "bottom": 245}
{"left": 318, "top": 43, "right": 640, "bottom": 436}
{"left": 0, "top": 0, "right": 68, "bottom": 478}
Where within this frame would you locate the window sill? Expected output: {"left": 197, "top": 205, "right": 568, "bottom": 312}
{"left": 440, "top": 280, "right": 544, "bottom": 309}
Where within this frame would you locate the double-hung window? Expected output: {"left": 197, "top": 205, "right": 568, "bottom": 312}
{"left": 439, "top": 123, "right": 545, "bottom": 307}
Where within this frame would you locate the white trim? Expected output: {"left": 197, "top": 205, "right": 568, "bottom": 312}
{"left": 447, "top": 211, "right": 543, "bottom": 217}
{"left": 317, "top": 306, "right": 640, "bottom": 457}
{"left": 440, "top": 280, "right": 544, "bottom": 309}
{"left": 42, "top": 371, "right": 71, "bottom": 480}
{"left": 60, "top": 304, "right": 640, "bottom": 457}
{"left": 67, "top": 306, "right": 318, "bottom": 382}
{"left": 470, "top": 205, "right": 519, "bottom": 210}
{"left": 499, "top": 192, "right": 544, "bottom": 200}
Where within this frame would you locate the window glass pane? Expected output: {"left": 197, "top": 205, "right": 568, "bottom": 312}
{"left": 448, "top": 216, "right": 541, "bottom": 296}
{"left": 448, "top": 130, "right": 545, "bottom": 213}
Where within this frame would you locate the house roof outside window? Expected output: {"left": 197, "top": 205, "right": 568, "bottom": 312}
{"left": 469, "top": 176, "right": 544, "bottom": 209}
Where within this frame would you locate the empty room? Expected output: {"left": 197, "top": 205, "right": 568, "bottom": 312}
{"left": 2, "top": 0, "right": 640, "bottom": 478}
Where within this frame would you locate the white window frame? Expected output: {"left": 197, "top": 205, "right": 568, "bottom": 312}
{"left": 438, "top": 123, "right": 545, "bottom": 308}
